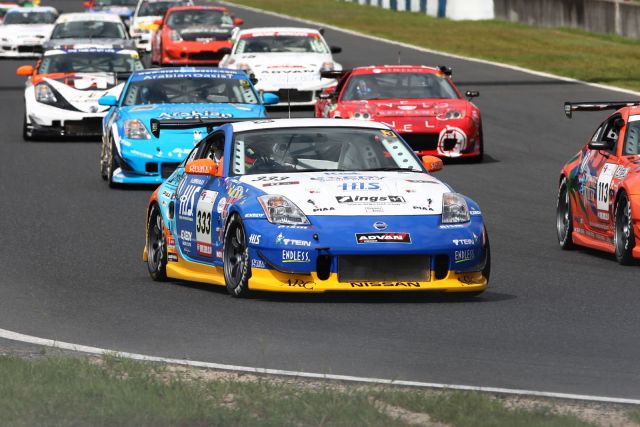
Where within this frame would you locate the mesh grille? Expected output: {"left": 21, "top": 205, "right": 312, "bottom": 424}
{"left": 275, "top": 89, "right": 313, "bottom": 103}
{"left": 338, "top": 255, "right": 430, "bottom": 282}
{"left": 161, "top": 163, "right": 179, "bottom": 178}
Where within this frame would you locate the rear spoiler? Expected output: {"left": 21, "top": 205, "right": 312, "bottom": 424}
{"left": 149, "top": 117, "right": 263, "bottom": 138}
{"left": 564, "top": 101, "right": 640, "bottom": 118}
{"left": 320, "top": 69, "right": 350, "bottom": 80}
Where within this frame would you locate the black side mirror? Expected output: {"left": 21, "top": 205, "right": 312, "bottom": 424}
{"left": 588, "top": 140, "right": 614, "bottom": 150}
{"left": 249, "top": 73, "right": 258, "bottom": 85}
{"left": 614, "top": 117, "right": 625, "bottom": 129}
{"left": 438, "top": 65, "right": 452, "bottom": 76}
{"left": 218, "top": 47, "right": 231, "bottom": 55}
{"left": 330, "top": 46, "right": 342, "bottom": 54}
{"left": 465, "top": 90, "right": 479, "bottom": 99}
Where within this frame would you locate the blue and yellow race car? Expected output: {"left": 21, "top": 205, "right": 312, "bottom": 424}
{"left": 98, "top": 67, "right": 277, "bottom": 186}
{"left": 143, "top": 118, "right": 490, "bottom": 297}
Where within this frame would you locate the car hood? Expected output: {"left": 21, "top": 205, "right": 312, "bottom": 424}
{"left": 0, "top": 24, "right": 53, "bottom": 39}
{"left": 239, "top": 171, "right": 449, "bottom": 216}
{"left": 339, "top": 99, "right": 470, "bottom": 118}
{"left": 121, "top": 102, "right": 265, "bottom": 122}
{"left": 43, "top": 73, "right": 125, "bottom": 113}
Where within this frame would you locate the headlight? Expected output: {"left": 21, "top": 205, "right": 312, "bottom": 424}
{"left": 124, "top": 119, "right": 151, "bottom": 139}
{"left": 35, "top": 83, "right": 57, "bottom": 105}
{"left": 442, "top": 193, "right": 470, "bottom": 224}
{"left": 437, "top": 110, "right": 465, "bottom": 120}
{"left": 320, "top": 61, "right": 334, "bottom": 72}
{"left": 168, "top": 29, "right": 181, "bottom": 42}
{"left": 258, "top": 195, "right": 310, "bottom": 225}
{"left": 352, "top": 111, "right": 372, "bottom": 120}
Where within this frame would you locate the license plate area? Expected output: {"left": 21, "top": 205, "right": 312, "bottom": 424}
{"left": 338, "top": 255, "right": 431, "bottom": 282}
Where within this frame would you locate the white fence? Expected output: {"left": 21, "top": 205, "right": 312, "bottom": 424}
{"left": 347, "top": 0, "right": 495, "bottom": 20}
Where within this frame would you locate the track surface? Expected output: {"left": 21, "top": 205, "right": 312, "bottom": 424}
{"left": 1, "top": 0, "right": 639, "bottom": 399}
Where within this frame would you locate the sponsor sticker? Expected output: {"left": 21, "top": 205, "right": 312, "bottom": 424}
{"left": 281, "top": 250, "right": 310, "bottom": 263}
{"left": 355, "top": 232, "right": 411, "bottom": 244}
{"left": 454, "top": 249, "right": 475, "bottom": 263}
{"left": 336, "top": 195, "right": 405, "bottom": 204}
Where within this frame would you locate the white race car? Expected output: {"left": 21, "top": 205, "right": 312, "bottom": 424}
{"left": 219, "top": 27, "right": 342, "bottom": 107}
{"left": 17, "top": 47, "right": 144, "bottom": 140}
{"left": 0, "top": 6, "right": 57, "bottom": 57}
{"left": 44, "top": 12, "right": 135, "bottom": 50}
{"left": 129, "top": 0, "right": 192, "bottom": 52}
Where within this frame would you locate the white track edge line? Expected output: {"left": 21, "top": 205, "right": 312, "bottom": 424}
{"left": 1, "top": 327, "right": 639, "bottom": 405}
{"left": 220, "top": 1, "right": 640, "bottom": 97}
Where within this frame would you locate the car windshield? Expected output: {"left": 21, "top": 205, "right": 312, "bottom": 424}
{"left": 166, "top": 9, "right": 233, "bottom": 28}
{"left": 51, "top": 21, "right": 127, "bottom": 39}
{"left": 231, "top": 127, "right": 423, "bottom": 175}
{"left": 39, "top": 52, "right": 144, "bottom": 73}
{"left": 235, "top": 34, "right": 329, "bottom": 54}
{"left": 342, "top": 72, "right": 459, "bottom": 101}
{"left": 95, "top": 0, "right": 138, "bottom": 6}
{"left": 4, "top": 11, "right": 56, "bottom": 24}
{"left": 122, "top": 77, "right": 259, "bottom": 105}
{"left": 138, "top": 1, "right": 183, "bottom": 17}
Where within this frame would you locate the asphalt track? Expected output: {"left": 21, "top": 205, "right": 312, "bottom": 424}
{"left": 1, "top": 0, "right": 640, "bottom": 400}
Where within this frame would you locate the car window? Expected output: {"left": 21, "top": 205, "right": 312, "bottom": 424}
{"left": 342, "top": 72, "right": 458, "bottom": 101}
{"left": 200, "top": 132, "right": 225, "bottom": 163}
{"left": 4, "top": 11, "right": 57, "bottom": 24}
{"left": 138, "top": 1, "right": 185, "bottom": 17}
{"left": 598, "top": 116, "right": 621, "bottom": 154}
{"left": 51, "top": 21, "right": 127, "bottom": 39}
{"left": 39, "top": 52, "right": 144, "bottom": 74}
{"left": 623, "top": 118, "right": 640, "bottom": 155}
{"left": 235, "top": 34, "right": 329, "bottom": 54}
{"left": 166, "top": 9, "right": 233, "bottom": 28}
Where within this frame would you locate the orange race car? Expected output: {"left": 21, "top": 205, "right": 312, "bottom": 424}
{"left": 557, "top": 101, "right": 640, "bottom": 264}
{"left": 150, "top": 5, "right": 242, "bottom": 66}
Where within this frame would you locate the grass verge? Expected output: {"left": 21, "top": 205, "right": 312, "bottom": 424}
{"left": 225, "top": 0, "right": 640, "bottom": 92}
{"left": 0, "top": 353, "right": 628, "bottom": 426}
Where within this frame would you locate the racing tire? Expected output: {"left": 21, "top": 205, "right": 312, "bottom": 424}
{"left": 147, "top": 204, "right": 168, "bottom": 281}
{"left": 106, "top": 139, "right": 119, "bottom": 188}
{"left": 100, "top": 138, "right": 108, "bottom": 180}
{"left": 223, "top": 214, "right": 252, "bottom": 298}
{"left": 614, "top": 192, "right": 636, "bottom": 265}
{"left": 556, "top": 177, "right": 575, "bottom": 250}
{"left": 22, "top": 113, "right": 33, "bottom": 141}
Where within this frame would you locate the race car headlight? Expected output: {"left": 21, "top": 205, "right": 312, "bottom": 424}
{"left": 352, "top": 111, "right": 372, "bottom": 120}
{"left": 437, "top": 110, "right": 466, "bottom": 120}
{"left": 168, "top": 29, "right": 182, "bottom": 42}
{"left": 124, "top": 119, "right": 151, "bottom": 139}
{"left": 35, "top": 83, "right": 57, "bottom": 105}
{"left": 320, "top": 61, "right": 334, "bottom": 72}
{"left": 258, "top": 195, "right": 310, "bottom": 225}
{"left": 442, "top": 193, "right": 470, "bottom": 224}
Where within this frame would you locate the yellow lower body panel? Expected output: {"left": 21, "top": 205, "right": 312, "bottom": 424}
{"left": 165, "top": 253, "right": 486, "bottom": 293}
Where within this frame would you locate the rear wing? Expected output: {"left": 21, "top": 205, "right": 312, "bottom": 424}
{"left": 149, "top": 117, "right": 263, "bottom": 138}
{"left": 320, "top": 69, "right": 350, "bottom": 80}
{"left": 564, "top": 101, "right": 640, "bottom": 118}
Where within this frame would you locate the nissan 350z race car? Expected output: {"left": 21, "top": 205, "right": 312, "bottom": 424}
{"left": 557, "top": 101, "right": 640, "bottom": 264}
{"left": 143, "top": 118, "right": 490, "bottom": 297}
{"left": 0, "top": 6, "right": 57, "bottom": 57}
{"left": 315, "top": 65, "right": 483, "bottom": 161}
{"left": 17, "top": 47, "right": 143, "bottom": 140}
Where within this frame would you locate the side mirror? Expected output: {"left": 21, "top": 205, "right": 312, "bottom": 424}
{"left": 248, "top": 72, "right": 258, "bottom": 85}
{"left": 98, "top": 95, "right": 118, "bottom": 106}
{"left": 330, "top": 46, "right": 342, "bottom": 54}
{"left": 233, "top": 18, "right": 244, "bottom": 26}
{"left": 262, "top": 92, "right": 279, "bottom": 105}
{"left": 422, "top": 155, "right": 443, "bottom": 173}
{"left": 16, "top": 65, "right": 34, "bottom": 76}
{"left": 465, "top": 90, "right": 479, "bottom": 99}
{"left": 218, "top": 47, "right": 231, "bottom": 55}
{"left": 614, "top": 117, "right": 625, "bottom": 129}
{"left": 83, "top": 1, "right": 92, "bottom": 8}
{"left": 186, "top": 158, "right": 222, "bottom": 177}
{"left": 588, "top": 140, "right": 614, "bottom": 151}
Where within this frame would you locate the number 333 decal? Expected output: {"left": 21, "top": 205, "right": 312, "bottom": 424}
{"left": 196, "top": 190, "right": 218, "bottom": 257}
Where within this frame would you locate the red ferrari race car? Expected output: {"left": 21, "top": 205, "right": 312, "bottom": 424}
{"left": 557, "top": 101, "right": 640, "bottom": 264}
{"left": 151, "top": 5, "right": 242, "bottom": 66}
{"left": 315, "top": 65, "right": 482, "bottom": 161}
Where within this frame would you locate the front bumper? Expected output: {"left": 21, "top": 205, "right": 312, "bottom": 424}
{"left": 132, "top": 33, "right": 151, "bottom": 51}
{"left": 162, "top": 41, "right": 231, "bottom": 65}
{"left": 256, "top": 80, "right": 335, "bottom": 107}
{"left": 0, "top": 43, "right": 43, "bottom": 57}
{"left": 26, "top": 103, "right": 106, "bottom": 137}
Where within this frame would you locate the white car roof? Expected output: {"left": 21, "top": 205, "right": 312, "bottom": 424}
{"left": 7, "top": 6, "right": 56, "bottom": 13}
{"left": 56, "top": 12, "right": 123, "bottom": 23}
{"left": 236, "top": 27, "right": 322, "bottom": 37}
{"left": 230, "top": 118, "right": 391, "bottom": 133}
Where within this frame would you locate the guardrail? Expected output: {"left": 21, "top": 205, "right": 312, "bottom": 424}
{"left": 494, "top": 0, "right": 640, "bottom": 39}
{"left": 344, "top": 0, "right": 495, "bottom": 20}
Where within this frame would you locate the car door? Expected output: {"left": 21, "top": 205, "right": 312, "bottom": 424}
{"left": 581, "top": 113, "right": 625, "bottom": 237}
{"left": 175, "top": 131, "right": 226, "bottom": 263}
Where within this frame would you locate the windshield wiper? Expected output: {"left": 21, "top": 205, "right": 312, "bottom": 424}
{"left": 363, "top": 167, "right": 422, "bottom": 172}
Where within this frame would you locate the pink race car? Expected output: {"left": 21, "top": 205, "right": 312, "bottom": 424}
{"left": 315, "top": 65, "right": 483, "bottom": 161}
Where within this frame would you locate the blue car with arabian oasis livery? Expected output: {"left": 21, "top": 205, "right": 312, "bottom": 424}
{"left": 98, "top": 67, "right": 278, "bottom": 187}
{"left": 143, "top": 118, "right": 490, "bottom": 297}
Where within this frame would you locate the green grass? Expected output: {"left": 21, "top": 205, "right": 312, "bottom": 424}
{"left": 226, "top": 0, "right": 640, "bottom": 91}
{"left": 0, "top": 354, "right": 599, "bottom": 426}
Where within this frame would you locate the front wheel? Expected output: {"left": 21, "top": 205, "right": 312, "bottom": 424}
{"left": 614, "top": 192, "right": 636, "bottom": 265}
{"left": 556, "top": 177, "right": 575, "bottom": 249}
{"left": 223, "top": 214, "right": 252, "bottom": 297}
{"left": 147, "top": 204, "right": 167, "bottom": 281}
{"left": 22, "top": 112, "right": 33, "bottom": 141}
